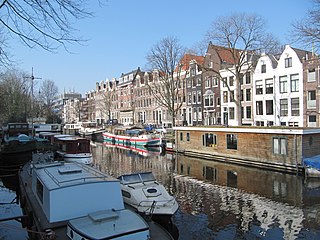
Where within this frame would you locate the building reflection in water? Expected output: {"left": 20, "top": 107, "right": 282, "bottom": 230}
{"left": 92, "top": 142, "right": 320, "bottom": 240}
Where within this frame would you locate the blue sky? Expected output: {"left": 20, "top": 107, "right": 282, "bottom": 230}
{"left": 12, "top": 0, "right": 312, "bottom": 95}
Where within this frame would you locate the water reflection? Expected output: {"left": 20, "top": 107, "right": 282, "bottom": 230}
{"left": 92, "top": 142, "right": 320, "bottom": 240}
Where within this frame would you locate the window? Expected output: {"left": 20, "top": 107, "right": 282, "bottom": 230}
{"left": 256, "top": 101, "right": 263, "bottom": 115}
{"left": 246, "top": 89, "right": 251, "bottom": 101}
{"left": 205, "top": 77, "right": 210, "bottom": 88}
{"left": 279, "top": 76, "right": 288, "bottom": 93}
{"left": 308, "top": 90, "right": 316, "bottom": 101}
{"left": 290, "top": 74, "right": 299, "bottom": 92}
{"left": 186, "top": 132, "right": 190, "bottom": 141}
{"left": 203, "top": 133, "right": 217, "bottom": 147}
{"left": 227, "top": 134, "right": 237, "bottom": 150}
{"left": 246, "top": 106, "right": 252, "bottom": 119}
{"left": 212, "top": 77, "right": 218, "bottom": 86}
{"left": 309, "top": 115, "right": 316, "bottom": 127}
{"left": 223, "top": 91, "right": 228, "bottom": 103}
{"left": 223, "top": 77, "right": 227, "bottom": 87}
{"left": 230, "top": 91, "right": 235, "bottom": 102}
{"left": 273, "top": 137, "right": 287, "bottom": 155}
{"left": 307, "top": 90, "right": 316, "bottom": 109}
{"left": 180, "top": 132, "right": 183, "bottom": 141}
{"left": 280, "top": 99, "right": 288, "bottom": 116}
{"left": 245, "top": 73, "right": 251, "bottom": 84}
{"left": 204, "top": 90, "right": 214, "bottom": 107}
{"left": 229, "top": 107, "right": 235, "bottom": 120}
{"left": 285, "top": 57, "right": 292, "bottom": 68}
{"left": 197, "top": 78, "right": 201, "bottom": 86}
{"left": 197, "top": 91, "right": 201, "bottom": 103}
{"left": 188, "top": 93, "right": 192, "bottom": 104}
{"left": 266, "top": 100, "right": 274, "bottom": 115}
{"left": 193, "top": 92, "right": 197, "bottom": 103}
{"left": 308, "top": 69, "right": 316, "bottom": 82}
{"left": 204, "top": 166, "right": 218, "bottom": 182}
{"left": 229, "top": 76, "right": 234, "bottom": 86}
{"left": 291, "top": 98, "right": 299, "bottom": 116}
{"left": 261, "top": 64, "right": 266, "bottom": 73}
{"left": 256, "top": 80, "right": 263, "bottom": 94}
{"left": 36, "top": 178, "right": 44, "bottom": 203}
{"left": 265, "top": 78, "right": 273, "bottom": 94}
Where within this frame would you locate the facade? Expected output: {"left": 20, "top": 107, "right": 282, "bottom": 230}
{"left": 61, "top": 43, "right": 320, "bottom": 129}
{"left": 53, "top": 91, "right": 82, "bottom": 124}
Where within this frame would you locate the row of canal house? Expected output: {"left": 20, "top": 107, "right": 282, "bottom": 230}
{"left": 78, "top": 42, "right": 320, "bottom": 174}
{"left": 186, "top": 43, "right": 320, "bottom": 128}
{"left": 83, "top": 43, "right": 320, "bottom": 129}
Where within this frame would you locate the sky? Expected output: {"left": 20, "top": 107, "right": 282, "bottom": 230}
{"left": 11, "top": 0, "right": 313, "bottom": 95}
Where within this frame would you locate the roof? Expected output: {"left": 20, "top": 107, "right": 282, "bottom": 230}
{"left": 178, "top": 54, "right": 205, "bottom": 71}
{"left": 208, "top": 42, "right": 239, "bottom": 65}
{"left": 34, "top": 162, "right": 116, "bottom": 190}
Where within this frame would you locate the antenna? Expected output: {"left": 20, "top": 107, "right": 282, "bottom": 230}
{"left": 23, "top": 67, "right": 42, "bottom": 136}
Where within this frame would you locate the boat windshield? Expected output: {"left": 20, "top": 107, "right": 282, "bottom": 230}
{"left": 121, "top": 174, "right": 141, "bottom": 184}
{"left": 121, "top": 172, "right": 156, "bottom": 184}
{"left": 140, "top": 172, "right": 156, "bottom": 182}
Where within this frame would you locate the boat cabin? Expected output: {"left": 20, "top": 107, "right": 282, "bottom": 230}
{"left": 4, "top": 123, "right": 31, "bottom": 137}
{"left": 54, "top": 136, "right": 90, "bottom": 154}
{"left": 31, "top": 162, "right": 124, "bottom": 223}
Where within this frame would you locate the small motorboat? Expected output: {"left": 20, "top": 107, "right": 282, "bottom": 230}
{"left": 118, "top": 172, "right": 178, "bottom": 223}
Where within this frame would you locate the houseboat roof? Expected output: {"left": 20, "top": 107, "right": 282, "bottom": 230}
{"left": 173, "top": 126, "right": 320, "bottom": 135}
{"left": 55, "top": 136, "right": 88, "bottom": 141}
{"left": 34, "top": 162, "right": 116, "bottom": 191}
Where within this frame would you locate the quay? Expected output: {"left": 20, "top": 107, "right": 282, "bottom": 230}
{"left": 173, "top": 126, "right": 320, "bottom": 175}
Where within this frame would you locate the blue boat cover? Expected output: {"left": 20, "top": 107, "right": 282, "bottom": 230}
{"left": 304, "top": 155, "right": 320, "bottom": 169}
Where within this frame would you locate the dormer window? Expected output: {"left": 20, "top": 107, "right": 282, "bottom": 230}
{"left": 190, "top": 68, "right": 196, "bottom": 76}
{"left": 285, "top": 57, "right": 292, "bottom": 68}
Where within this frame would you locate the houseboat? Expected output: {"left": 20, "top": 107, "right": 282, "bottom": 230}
{"left": 103, "top": 126, "right": 162, "bottom": 147}
{"left": 0, "top": 123, "right": 55, "bottom": 165}
{"left": 33, "top": 123, "right": 62, "bottom": 135}
{"left": 117, "top": 172, "right": 179, "bottom": 224}
{"left": 53, "top": 135, "right": 93, "bottom": 165}
{"left": 19, "top": 153, "right": 152, "bottom": 240}
{"left": 173, "top": 126, "right": 320, "bottom": 175}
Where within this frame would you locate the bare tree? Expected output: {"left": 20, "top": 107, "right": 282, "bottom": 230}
{"left": 0, "top": 0, "right": 105, "bottom": 65}
{"left": 292, "top": 0, "right": 320, "bottom": 53}
{"left": 146, "top": 36, "right": 186, "bottom": 126}
{"left": 96, "top": 81, "right": 115, "bottom": 124}
{"left": 39, "top": 79, "right": 58, "bottom": 119}
{"left": 0, "top": 69, "right": 30, "bottom": 123}
{"left": 205, "top": 13, "right": 281, "bottom": 126}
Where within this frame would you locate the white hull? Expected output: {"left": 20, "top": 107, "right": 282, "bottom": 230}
{"left": 62, "top": 152, "right": 93, "bottom": 165}
{"left": 305, "top": 167, "right": 320, "bottom": 178}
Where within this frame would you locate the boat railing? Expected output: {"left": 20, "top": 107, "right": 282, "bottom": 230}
{"left": 138, "top": 198, "right": 176, "bottom": 207}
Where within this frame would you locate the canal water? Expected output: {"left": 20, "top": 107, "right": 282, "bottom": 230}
{"left": 1, "top": 141, "right": 320, "bottom": 239}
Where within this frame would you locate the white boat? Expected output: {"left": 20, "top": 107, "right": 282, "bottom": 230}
{"left": 118, "top": 172, "right": 179, "bottom": 223}
{"left": 53, "top": 135, "right": 93, "bottom": 165}
{"left": 18, "top": 152, "right": 174, "bottom": 240}
{"left": 103, "top": 127, "right": 162, "bottom": 147}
